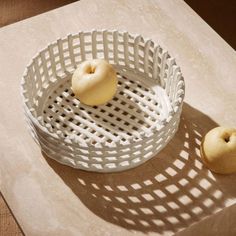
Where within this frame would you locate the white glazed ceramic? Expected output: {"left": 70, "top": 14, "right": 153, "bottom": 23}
{"left": 21, "top": 30, "right": 185, "bottom": 172}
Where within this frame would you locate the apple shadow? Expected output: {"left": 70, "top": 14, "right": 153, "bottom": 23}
{"left": 43, "top": 103, "right": 236, "bottom": 234}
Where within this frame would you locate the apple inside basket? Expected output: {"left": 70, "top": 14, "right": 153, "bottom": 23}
{"left": 21, "top": 30, "right": 185, "bottom": 172}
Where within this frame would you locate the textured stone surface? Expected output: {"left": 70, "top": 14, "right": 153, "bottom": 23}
{"left": 0, "top": 0, "right": 236, "bottom": 235}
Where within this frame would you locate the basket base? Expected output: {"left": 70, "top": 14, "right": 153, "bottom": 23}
{"left": 39, "top": 66, "right": 173, "bottom": 147}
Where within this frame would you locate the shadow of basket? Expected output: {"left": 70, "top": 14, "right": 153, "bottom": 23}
{"left": 44, "top": 103, "right": 235, "bottom": 235}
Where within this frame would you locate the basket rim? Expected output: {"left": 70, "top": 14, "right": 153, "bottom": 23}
{"left": 20, "top": 29, "right": 185, "bottom": 148}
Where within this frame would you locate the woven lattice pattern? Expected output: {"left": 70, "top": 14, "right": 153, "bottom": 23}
{"left": 21, "top": 30, "right": 185, "bottom": 172}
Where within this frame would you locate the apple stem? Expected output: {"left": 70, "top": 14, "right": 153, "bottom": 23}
{"left": 224, "top": 136, "right": 230, "bottom": 143}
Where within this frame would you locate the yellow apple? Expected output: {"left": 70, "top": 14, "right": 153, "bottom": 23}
{"left": 72, "top": 59, "right": 118, "bottom": 106}
{"left": 200, "top": 127, "right": 236, "bottom": 174}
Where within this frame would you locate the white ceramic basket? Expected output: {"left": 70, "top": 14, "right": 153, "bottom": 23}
{"left": 21, "top": 30, "right": 185, "bottom": 172}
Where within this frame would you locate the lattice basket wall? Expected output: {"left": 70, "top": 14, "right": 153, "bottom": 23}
{"left": 21, "top": 30, "right": 185, "bottom": 172}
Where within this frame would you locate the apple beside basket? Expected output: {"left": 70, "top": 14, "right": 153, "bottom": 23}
{"left": 21, "top": 30, "right": 185, "bottom": 173}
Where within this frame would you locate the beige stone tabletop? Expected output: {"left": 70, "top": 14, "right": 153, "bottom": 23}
{"left": 0, "top": 0, "right": 236, "bottom": 235}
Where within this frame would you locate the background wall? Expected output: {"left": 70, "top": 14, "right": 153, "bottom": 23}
{"left": 0, "top": 0, "right": 77, "bottom": 27}
{"left": 185, "top": 0, "right": 236, "bottom": 50}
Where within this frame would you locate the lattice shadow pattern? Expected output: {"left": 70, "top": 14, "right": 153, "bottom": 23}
{"left": 44, "top": 103, "right": 235, "bottom": 235}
